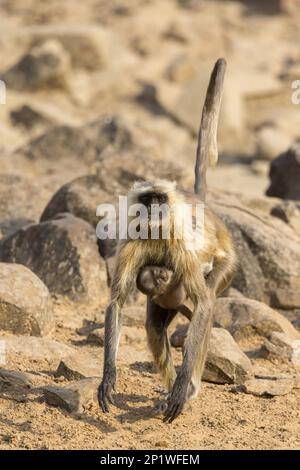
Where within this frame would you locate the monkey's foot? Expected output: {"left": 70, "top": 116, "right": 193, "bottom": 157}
{"left": 97, "top": 369, "right": 116, "bottom": 413}
{"left": 163, "top": 386, "right": 186, "bottom": 423}
{"left": 153, "top": 391, "right": 170, "bottom": 416}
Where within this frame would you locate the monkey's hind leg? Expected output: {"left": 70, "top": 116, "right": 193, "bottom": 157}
{"left": 186, "top": 316, "right": 213, "bottom": 400}
{"left": 146, "top": 298, "right": 177, "bottom": 396}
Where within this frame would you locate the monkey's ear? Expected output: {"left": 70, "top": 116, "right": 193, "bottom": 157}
{"left": 132, "top": 180, "right": 152, "bottom": 189}
{"left": 131, "top": 181, "right": 146, "bottom": 192}
{"left": 157, "top": 179, "right": 177, "bottom": 192}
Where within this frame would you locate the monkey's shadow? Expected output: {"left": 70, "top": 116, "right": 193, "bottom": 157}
{"left": 113, "top": 392, "right": 161, "bottom": 424}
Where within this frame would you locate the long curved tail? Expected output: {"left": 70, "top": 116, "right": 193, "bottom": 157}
{"left": 194, "top": 58, "right": 227, "bottom": 200}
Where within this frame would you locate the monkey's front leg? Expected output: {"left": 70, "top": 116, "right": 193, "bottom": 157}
{"left": 98, "top": 247, "right": 139, "bottom": 412}
{"left": 163, "top": 294, "right": 213, "bottom": 423}
{"left": 98, "top": 300, "right": 122, "bottom": 412}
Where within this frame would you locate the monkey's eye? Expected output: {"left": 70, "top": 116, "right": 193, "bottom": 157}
{"left": 138, "top": 192, "right": 168, "bottom": 206}
{"left": 159, "top": 194, "right": 168, "bottom": 204}
{"left": 139, "top": 194, "right": 152, "bottom": 206}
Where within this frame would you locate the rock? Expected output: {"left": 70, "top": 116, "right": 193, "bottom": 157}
{"left": 0, "top": 369, "right": 33, "bottom": 390}
{"left": 262, "top": 332, "right": 300, "bottom": 364}
{"left": 0, "top": 174, "right": 42, "bottom": 237}
{"left": 238, "top": 0, "right": 290, "bottom": 15}
{"left": 250, "top": 160, "right": 269, "bottom": 177}
{"left": 29, "top": 24, "right": 110, "bottom": 70}
{"left": 162, "top": 19, "right": 198, "bottom": 44}
{"left": 15, "top": 114, "right": 132, "bottom": 162}
{"left": 154, "top": 63, "right": 245, "bottom": 154}
{"left": 87, "top": 325, "right": 145, "bottom": 346}
{"left": 272, "top": 287, "right": 300, "bottom": 311}
{"left": 10, "top": 101, "right": 81, "bottom": 130}
{"left": 270, "top": 201, "right": 300, "bottom": 236}
{"left": 266, "top": 143, "right": 300, "bottom": 200}
{"left": 15, "top": 125, "right": 97, "bottom": 162}
{"left": 293, "top": 376, "right": 300, "bottom": 389}
{"left": 1, "top": 40, "right": 70, "bottom": 91}
{"left": 0, "top": 335, "right": 76, "bottom": 362}
{"left": 43, "top": 378, "right": 98, "bottom": 413}
{"left": 256, "top": 126, "right": 291, "bottom": 161}
{"left": 165, "top": 55, "right": 196, "bottom": 83}
{"left": 214, "top": 297, "right": 300, "bottom": 341}
{"left": 237, "top": 68, "right": 283, "bottom": 100}
{"left": 55, "top": 356, "right": 100, "bottom": 381}
{"left": 170, "top": 324, "right": 252, "bottom": 384}
{"left": 10, "top": 104, "right": 53, "bottom": 130}
{"left": 223, "top": 288, "right": 245, "bottom": 299}
{"left": 0, "top": 214, "right": 107, "bottom": 301}
{"left": 40, "top": 174, "right": 115, "bottom": 229}
{"left": 202, "top": 328, "right": 253, "bottom": 385}
{"left": 87, "top": 328, "right": 104, "bottom": 346}
{"left": 234, "top": 195, "right": 300, "bottom": 237}
{"left": 0, "top": 263, "right": 53, "bottom": 336}
{"left": 210, "top": 191, "right": 300, "bottom": 308}
{"left": 40, "top": 144, "right": 188, "bottom": 223}
{"left": 241, "top": 377, "right": 294, "bottom": 397}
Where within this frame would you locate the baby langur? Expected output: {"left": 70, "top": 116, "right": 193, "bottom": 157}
{"left": 136, "top": 263, "right": 213, "bottom": 320}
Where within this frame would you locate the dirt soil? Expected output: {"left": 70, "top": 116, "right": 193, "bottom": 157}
{"left": 0, "top": 297, "right": 299, "bottom": 450}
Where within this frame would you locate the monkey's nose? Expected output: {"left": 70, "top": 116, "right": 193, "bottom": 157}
{"left": 159, "top": 268, "right": 168, "bottom": 281}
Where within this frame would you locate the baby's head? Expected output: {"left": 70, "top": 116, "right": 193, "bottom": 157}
{"left": 136, "top": 266, "right": 174, "bottom": 298}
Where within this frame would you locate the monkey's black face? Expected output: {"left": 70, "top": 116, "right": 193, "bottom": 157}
{"left": 138, "top": 192, "right": 168, "bottom": 208}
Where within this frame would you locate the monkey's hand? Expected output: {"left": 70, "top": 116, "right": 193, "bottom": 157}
{"left": 163, "top": 381, "right": 187, "bottom": 424}
{"left": 98, "top": 366, "right": 116, "bottom": 413}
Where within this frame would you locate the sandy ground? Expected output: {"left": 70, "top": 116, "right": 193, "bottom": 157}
{"left": 0, "top": 297, "right": 299, "bottom": 450}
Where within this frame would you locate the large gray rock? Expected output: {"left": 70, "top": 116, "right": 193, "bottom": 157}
{"left": 0, "top": 214, "right": 107, "bottom": 301}
{"left": 0, "top": 263, "right": 53, "bottom": 336}
{"left": 40, "top": 174, "right": 112, "bottom": 228}
{"left": 1, "top": 40, "right": 70, "bottom": 91}
{"left": 214, "top": 297, "right": 300, "bottom": 341}
{"left": 266, "top": 143, "right": 300, "bottom": 200}
{"left": 40, "top": 149, "right": 189, "bottom": 226}
{"left": 202, "top": 328, "right": 253, "bottom": 385}
{"left": 210, "top": 191, "right": 300, "bottom": 309}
